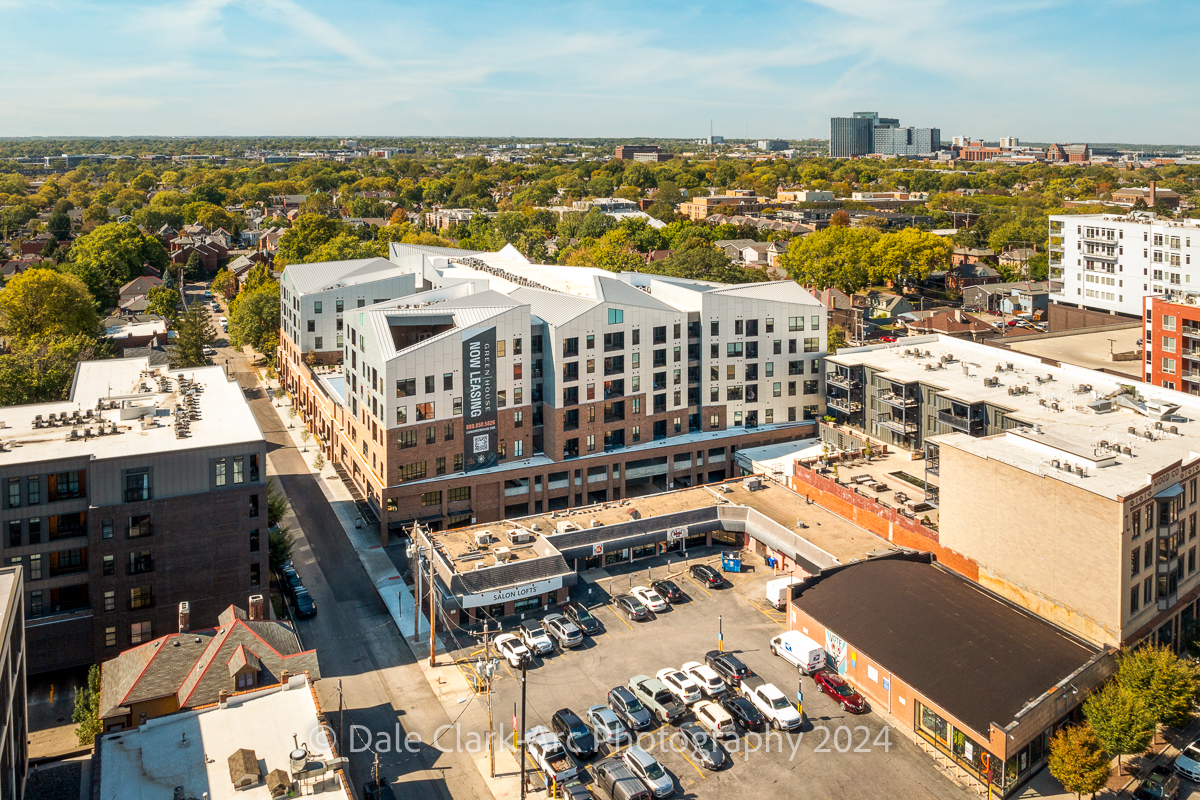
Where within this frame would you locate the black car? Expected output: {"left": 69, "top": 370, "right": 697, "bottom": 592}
{"left": 281, "top": 567, "right": 304, "bottom": 598}
{"left": 650, "top": 579, "right": 684, "bottom": 603}
{"left": 705, "top": 650, "right": 752, "bottom": 684}
{"left": 293, "top": 589, "right": 317, "bottom": 618}
{"left": 615, "top": 595, "right": 649, "bottom": 621}
{"left": 551, "top": 708, "right": 597, "bottom": 759}
{"left": 564, "top": 601, "right": 602, "bottom": 635}
{"left": 721, "top": 695, "right": 767, "bottom": 733}
{"left": 689, "top": 564, "right": 724, "bottom": 588}
{"left": 559, "top": 779, "right": 594, "bottom": 800}
{"left": 608, "top": 686, "right": 653, "bottom": 731}
{"left": 677, "top": 722, "right": 727, "bottom": 770}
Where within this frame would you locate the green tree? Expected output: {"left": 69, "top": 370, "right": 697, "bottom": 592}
{"left": 131, "top": 205, "right": 184, "bottom": 232}
{"left": 0, "top": 268, "right": 99, "bottom": 342}
{"left": 267, "top": 477, "right": 289, "bottom": 528}
{"left": 577, "top": 207, "right": 614, "bottom": 239}
{"left": 210, "top": 268, "right": 237, "bottom": 301}
{"left": 0, "top": 334, "right": 106, "bottom": 405}
{"left": 184, "top": 251, "right": 204, "bottom": 281}
{"left": 303, "top": 233, "right": 386, "bottom": 263}
{"left": 170, "top": 302, "right": 217, "bottom": 369}
{"left": 777, "top": 226, "right": 879, "bottom": 293}
{"left": 47, "top": 209, "right": 72, "bottom": 241}
{"left": 72, "top": 665, "right": 102, "bottom": 746}
{"left": 1083, "top": 681, "right": 1153, "bottom": 772}
{"left": 828, "top": 324, "right": 848, "bottom": 354}
{"left": 654, "top": 238, "right": 758, "bottom": 283}
{"left": 146, "top": 285, "right": 181, "bottom": 321}
{"left": 274, "top": 214, "right": 343, "bottom": 267}
{"left": 1048, "top": 726, "right": 1111, "bottom": 798}
{"left": 229, "top": 284, "right": 281, "bottom": 353}
{"left": 1116, "top": 644, "right": 1198, "bottom": 731}
{"left": 66, "top": 222, "right": 169, "bottom": 308}
{"left": 269, "top": 526, "right": 295, "bottom": 573}
{"left": 870, "top": 228, "right": 953, "bottom": 290}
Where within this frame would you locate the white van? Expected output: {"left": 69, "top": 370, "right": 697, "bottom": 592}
{"left": 770, "top": 631, "right": 826, "bottom": 674}
{"left": 765, "top": 576, "right": 804, "bottom": 610}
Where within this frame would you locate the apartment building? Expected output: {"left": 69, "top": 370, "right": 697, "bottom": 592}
{"left": 873, "top": 126, "right": 941, "bottom": 156}
{"left": 828, "top": 334, "right": 1200, "bottom": 650}
{"left": 0, "top": 568, "right": 27, "bottom": 800}
{"left": 278, "top": 244, "right": 827, "bottom": 541}
{"left": 678, "top": 195, "right": 764, "bottom": 221}
{"left": 1145, "top": 294, "right": 1200, "bottom": 393}
{"left": 1049, "top": 212, "right": 1200, "bottom": 318}
{"left": 0, "top": 358, "right": 267, "bottom": 672}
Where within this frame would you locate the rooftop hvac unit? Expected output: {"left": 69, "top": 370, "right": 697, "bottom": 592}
{"left": 493, "top": 547, "right": 513, "bottom": 562}
{"left": 590, "top": 519, "right": 603, "bottom": 528}
{"left": 1171, "top": 425, "right": 1180, "bottom": 434}
{"left": 474, "top": 531, "right": 492, "bottom": 546}
{"left": 1123, "top": 446, "right": 1132, "bottom": 455}
{"left": 1008, "top": 387, "right": 1015, "bottom": 396}
{"left": 1007, "top": 363, "right": 1014, "bottom": 371}
{"left": 507, "top": 529, "right": 534, "bottom": 545}
{"left": 1076, "top": 466, "right": 1085, "bottom": 477}
{"left": 996, "top": 364, "right": 1004, "bottom": 372}
{"left": 1052, "top": 460, "right": 1060, "bottom": 468}
{"left": 1129, "top": 426, "right": 1137, "bottom": 435}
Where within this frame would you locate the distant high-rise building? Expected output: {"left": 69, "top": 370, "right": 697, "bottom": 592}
{"left": 874, "top": 126, "right": 941, "bottom": 156}
{"left": 829, "top": 117, "right": 872, "bottom": 158}
{"left": 758, "top": 139, "right": 788, "bottom": 152}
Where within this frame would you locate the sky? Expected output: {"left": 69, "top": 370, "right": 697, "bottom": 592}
{"left": 2, "top": 0, "right": 1199, "bottom": 142}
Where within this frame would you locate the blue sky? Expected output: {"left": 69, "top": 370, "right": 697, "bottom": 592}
{"left": 3, "top": 0, "right": 1199, "bottom": 142}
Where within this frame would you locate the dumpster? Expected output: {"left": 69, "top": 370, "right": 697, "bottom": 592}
{"left": 721, "top": 551, "right": 743, "bottom": 573}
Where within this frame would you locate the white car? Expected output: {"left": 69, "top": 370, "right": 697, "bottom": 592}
{"left": 681, "top": 661, "right": 727, "bottom": 698}
{"left": 219, "top": 316, "right": 228, "bottom": 327}
{"left": 1175, "top": 739, "right": 1200, "bottom": 781}
{"left": 631, "top": 586, "right": 668, "bottom": 613}
{"left": 202, "top": 346, "right": 215, "bottom": 356}
{"left": 494, "top": 633, "right": 530, "bottom": 668}
{"left": 519, "top": 622, "right": 554, "bottom": 655}
{"left": 655, "top": 668, "right": 701, "bottom": 705}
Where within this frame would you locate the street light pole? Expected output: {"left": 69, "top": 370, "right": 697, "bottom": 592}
{"left": 519, "top": 656, "right": 529, "bottom": 800}
{"left": 718, "top": 615, "right": 723, "bottom": 653}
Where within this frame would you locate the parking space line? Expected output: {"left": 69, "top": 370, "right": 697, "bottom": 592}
{"left": 686, "top": 577, "right": 713, "bottom": 598}
{"left": 604, "top": 604, "right": 635, "bottom": 631}
{"left": 750, "top": 603, "right": 787, "bottom": 628}
{"left": 673, "top": 744, "right": 707, "bottom": 779}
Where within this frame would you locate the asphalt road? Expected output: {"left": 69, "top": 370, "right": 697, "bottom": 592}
{"left": 198, "top": 284, "right": 492, "bottom": 800}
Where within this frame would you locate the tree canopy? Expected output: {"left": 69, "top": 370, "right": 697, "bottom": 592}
{"left": 1048, "top": 725, "right": 1111, "bottom": 798}
{"left": 64, "top": 222, "right": 168, "bottom": 309}
{"left": 0, "top": 268, "right": 99, "bottom": 342}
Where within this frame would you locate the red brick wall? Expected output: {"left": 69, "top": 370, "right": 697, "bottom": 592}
{"left": 790, "top": 463, "right": 979, "bottom": 581}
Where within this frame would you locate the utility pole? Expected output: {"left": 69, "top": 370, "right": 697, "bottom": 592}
{"left": 337, "top": 679, "right": 344, "bottom": 760}
{"left": 413, "top": 527, "right": 421, "bottom": 641}
{"left": 428, "top": 526, "right": 437, "bottom": 667}
{"left": 519, "top": 655, "right": 529, "bottom": 800}
{"left": 484, "top": 621, "right": 495, "bottom": 778}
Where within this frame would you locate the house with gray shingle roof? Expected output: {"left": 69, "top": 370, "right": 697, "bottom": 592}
{"left": 98, "top": 601, "right": 319, "bottom": 731}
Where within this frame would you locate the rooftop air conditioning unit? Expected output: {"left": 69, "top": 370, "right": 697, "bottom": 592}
{"left": 474, "top": 531, "right": 492, "bottom": 546}
{"left": 507, "top": 529, "right": 534, "bottom": 545}
{"left": 493, "top": 547, "right": 513, "bottom": 562}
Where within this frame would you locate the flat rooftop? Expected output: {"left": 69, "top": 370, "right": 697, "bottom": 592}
{"left": 98, "top": 675, "right": 343, "bottom": 800}
{"left": 1003, "top": 326, "right": 1142, "bottom": 378}
{"left": 793, "top": 556, "right": 1100, "bottom": 736}
{"left": 0, "top": 357, "right": 264, "bottom": 466}
{"left": 830, "top": 334, "right": 1200, "bottom": 500}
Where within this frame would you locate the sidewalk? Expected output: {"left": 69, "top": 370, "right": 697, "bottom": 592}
{"left": 266, "top": 384, "right": 532, "bottom": 800}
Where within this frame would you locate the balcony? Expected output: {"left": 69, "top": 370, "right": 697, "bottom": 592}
{"left": 878, "top": 391, "right": 918, "bottom": 409}
{"left": 827, "top": 373, "right": 860, "bottom": 390}
{"left": 937, "top": 410, "right": 985, "bottom": 434}
{"left": 828, "top": 397, "right": 863, "bottom": 414}
{"left": 878, "top": 416, "right": 918, "bottom": 435}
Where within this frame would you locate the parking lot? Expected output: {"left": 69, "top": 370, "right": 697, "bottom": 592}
{"left": 478, "top": 549, "right": 977, "bottom": 800}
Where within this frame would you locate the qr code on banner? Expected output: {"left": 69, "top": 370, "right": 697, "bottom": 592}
{"left": 473, "top": 434, "right": 490, "bottom": 454}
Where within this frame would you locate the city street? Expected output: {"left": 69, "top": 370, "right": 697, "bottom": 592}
{"left": 209, "top": 292, "right": 492, "bottom": 800}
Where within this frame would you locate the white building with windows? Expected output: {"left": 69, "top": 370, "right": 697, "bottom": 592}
{"left": 1050, "top": 212, "right": 1200, "bottom": 318}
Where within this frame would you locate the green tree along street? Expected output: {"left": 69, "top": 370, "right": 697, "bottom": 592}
{"left": 146, "top": 285, "right": 182, "bottom": 321}
{"left": 229, "top": 280, "right": 281, "bottom": 356}
{"left": 72, "top": 665, "right": 103, "bottom": 745}
{"left": 0, "top": 268, "right": 99, "bottom": 342}
{"left": 170, "top": 302, "right": 217, "bottom": 369}
{"left": 1048, "top": 725, "right": 1111, "bottom": 798}
{"left": 1082, "top": 680, "right": 1153, "bottom": 772}
{"left": 1115, "top": 644, "right": 1198, "bottom": 731}
{"left": 778, "top": 226, "right": 879, "bottom": 293}
{"left": 210, "top": 267, "right": 237, "bottom": 300}
{"left": 63, "top": 221, "right": 169, "bottom": 309}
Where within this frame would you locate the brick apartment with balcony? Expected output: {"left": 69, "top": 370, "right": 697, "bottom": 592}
{"left": 0, "top": 358, "right": 267, "bottom": 672}
{"left": 278, "top": 244, "right": 828, "bottom": 542}
{"left": 1145, "top": 294, "right": 1200, "bottom": 393}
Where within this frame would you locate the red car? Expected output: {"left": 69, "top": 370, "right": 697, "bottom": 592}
{"left": 879, "top": 336, "right": 896, "bottom": 343}
{"left": 813, "top": 670, "right": 868, "bottom": 713}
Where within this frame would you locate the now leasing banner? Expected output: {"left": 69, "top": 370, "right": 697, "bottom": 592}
{"left": 463, "top": 327, "right": 498, "bottom": 473}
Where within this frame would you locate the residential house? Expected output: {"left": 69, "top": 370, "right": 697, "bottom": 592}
{"left": 903, "top": 309, "right": 996, "bottom": 341}
{"left": 997, "top": 247, "right": 1038, "bottom": 270}
{"left": 944, "top": 263, "right": 1004, "bottom": 293}
{"left": 714, "top": 239, "right": 758, "bottom": 260}
{"left": 97, "top": 598, "right": 320, "bottom": 731}
{"left": 951, "top": 247, "right": 997, "bottom": 266}
{"left": 19, "top": 233, "right": 55, "bottom": 256}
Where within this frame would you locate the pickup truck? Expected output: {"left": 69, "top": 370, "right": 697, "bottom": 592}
{"left": 740, "top": 676, "right": 802, "bottom": 732}
{"left": 525, "top": 726, "right": 579, "bottom": 783}
{"left": 629, "top": 675, "right": 686, "bottom": 726}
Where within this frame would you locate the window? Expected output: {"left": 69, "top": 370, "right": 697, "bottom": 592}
{"left": 249, "top": 494, "right": 259, "bottom": 518}
{"left": 436, "top": 457, "right": 446, "bottom": 475}
{"left": 29, "top": 591, "right": 41, "bottom": 618}
{"left": 400, "top": 462, "right": 427, "bottom": 482}
{"left": 105, "top": 626, "right": 117, "bottom": 647}
{"left": 250, "top": 529, "right": 260, "bottom": 553}
{"left": 313, "top": 300, "right": 322, "bottom": 314}
{"left": 673, "top": 346, "right": 681, "bottom": 363}
{"left": 454, "top": 453, "right": 464, "bottom": 472}
{"left": 314, "top": 336, "right": 323, "bottom": 349}
{"left": 426, "top": 425, "right": 437, "bottom": 444}
{"left": 804, "top": 338, "right": 820, "bottom": 353}
{"left": 396, "top": 378, "right": 416, "bottom": 397}
{"left": 587, "top": 435, "right": 596, "bottom": 452}
{"left": 307, "top": 320, "right": 315, "bottom": 332}
{"left": 632, "top": 425, "right": 641, "bottom": 442}
{"left": 1163, "top": 314, "right": 1177, "bottom": 331}
{"left": 416, "top": 402, "right": 435, "bottom": 421}
{"left": 765, "top": 318, "right": 774, "bottom": 333}
{"left": 608, "top": 308, "right": 623, "bottom": 324}
{"left": 398, "top": 429, "right": 417, "bottom": 449}
{"left": 445, "top": 422, "right": 455, "bottom": 440}
{"left": 514, "top": 410, "right": 523, "bottom": 428}
{"left": 102, "top": 519, "right": 113, "bottom": 540}
{"left": 102, "top": 555, "right": 115, "bottom": 576}
{"left": 453, "top": 397, "right": 463, "bottom": 415}
{"left": 514, "top": 363, "right": 523, "bottom": 380}
{"left": 215, "top": 458, "right": 227, "bottom": 487}
{"left": 735, "top": 319, "right": 743, "bottom": 335}
{"left": 563, "top": 337, "right": 579, "bottom": 357}
{"left": 6, "top": 522, "right": 18, "bottom": 548}
{"left": 514, "top": 439, "right": 524, "bottom": 457}
{"left": 425, "top": 375, "right": 435, "bottom": 393}
{"left": 789, "top": 316, "right": 804, "bottom": 332}
{"left": 422, "top": 491, "right": 442, "bottom": 507}
{"left": 1132, "top": 548, "right": 1141, "bottom": 577}
{"left": 49, "top": 470, "right": 84, "bottom": 501}
{"left": 514, "top": 337, "right": 522, "bottom": 355}
{"left": 563, "top": 362, "right": 579, "bottom": 382}
{"left": 27, "top": 476, "right": 39, "bottom": 505}
{"left": 653, "top": 326, "right": 666, "bottom": 344}
{"left": 653, "top": 349, "right": 666, "bottom": 368}
{"left": 497, "top": 340, "right": 506, "bottom": 357}
{"left": 6, "top": 479, "right": 18, "bottom": 509}
{"left": 130, "top": 621, "right": 152, "bottom": 645}
{"left": 804, "top": 380, "right": 819, "bottom": 395}
{"left": 586, "top": 359, "right": 595, "bottom": 374}
{"left": 28, "top": 518, "right": 40, "bottom": 544}
{"left": 127, "top": 585, "right": 153, "bottom": 610}
{"left": 396, "top": 407, "right": 407, "bottom": 425}
{"left": 448, "top": 486, "right": 471, "bottom": 502}
{"left": 336, "top": 299, "right": 344, "bottom": 313}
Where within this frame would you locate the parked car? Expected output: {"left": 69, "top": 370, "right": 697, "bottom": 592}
{"left": 202, "top": 345, "right": 215, "bottom": 356}
{"left": 594, "top": 757, "right": 652, "bottom": 800}
{"left": 704, "top": 651, "right": 752, "bottom": 685}
{"left": 519, "top": 622, "right": 555, "bottom": 655}
{"left": 219, "top": 316, "right": 228, "bottom": 327}
{"left": 630, "top": 676, "right": 686, "bottom": 725}
{"left": 813, "top": 669, "right": 868, "bottom": 713}
{"left": 586, "top": 704, "right": 629, "bottom": 745}
{"left": 526, "top": 726, "right": 579, "bottom": 784}
{"left": 615, "top": 595, "right": 649, "bottom": 621}
{"left": 607, "top": 686, "right": 653, "bottom": 731}
{"left": 692, "top": 700, "right": 736, "bottom": 740}
{"left": 681, "top": 661, "right": 726, "bottom": 698}
{"left": 1174, "top": 738, "right": 1200, "bottom": 781}
{"left": 720, "top": 694, "right": 767, "bottom": 733}
{"left": 879, "top": 336, "right": 896, "bottom": 343}
{"left": 741, "top": 676, "right": 802, "bottom": 732}
{"left": 544, "top": 613, "right": 583, "bottom": 649}
{"left": 771, "top": 630, "right": 826, "bottom": 674}
{"left": 551, "top": 708, "right": 596, "bottom": 760}
{"left": 1137, "top": 338, "right": 1145, "bottom": 347}
{"left": 280, "top": 567, "right": 303, "bottom": 598}
{"left": 560, "top": 779, "right": 593, "bottom": 800}
{"left": 292, "top": 588, "right": 317, "bottom": 618}
{"left": 494, "top": 633, "right": 530, "bottom": 668}
{"left": 655, "top": 668, "right": 701, "bottom": 705}
{"left": 688, "top": 564, "right": 723, "bottom": 588}
{"left": 631, "top": 586, "right": 668, "bottom": 613}
{"left": 650, "top": 579, "right": 683, "bottom": 603}
{"left": 203, "top": 290, "right": 212, "bottom": 298}
{"left": 1134, "top": 765, "right": 1180, "bottom": 800}
{"left": 622, "top": 745, "right": 674, "bottom": 798}
{"left": 676, "top": 722, "right": 727, "bottom": 770}
{"left": 564, "top": 601, "right": 602, "bottom": 635}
